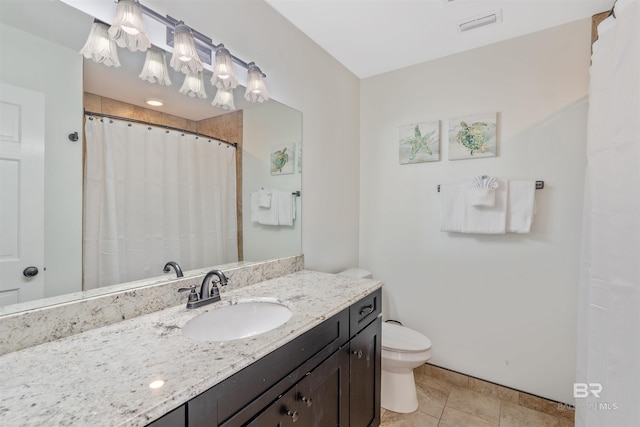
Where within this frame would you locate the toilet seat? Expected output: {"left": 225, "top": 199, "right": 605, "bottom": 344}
{"left": 382, "top": 322, "right": 431, "bottom": 353}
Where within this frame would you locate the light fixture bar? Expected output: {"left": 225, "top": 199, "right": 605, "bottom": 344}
{"left": 137, "top": 3, "right": 265, "bottom": 77}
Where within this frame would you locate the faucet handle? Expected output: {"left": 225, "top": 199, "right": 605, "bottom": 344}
{"left": 178, "top": 285, "right": 199, "bottom": 302}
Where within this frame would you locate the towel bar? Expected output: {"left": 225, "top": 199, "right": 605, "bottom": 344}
{"left": 437, "top": 180, "right": 544, "bottom": 192}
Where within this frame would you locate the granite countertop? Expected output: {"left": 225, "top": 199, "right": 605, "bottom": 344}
{"left": 0, "top": 270, "right": 382, "bottom": 427}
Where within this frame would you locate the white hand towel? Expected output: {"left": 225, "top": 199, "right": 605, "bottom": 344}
{"left": 276, "top": 190, "right": 294, "bottom": 226}
{"left": 440, "top": 180, "right": 507, "bottom": 234}
{"left": 250, "top": 192, "right": 260, "bottom": 223}
{"left": 468, "top": 176, "right": 499, "bottom": 207}
{"left": 258, "top": 187, "right": 272, "bottom": 208}
{"left": 507, "top": 180, "right": 536, "bottom": 233}
{"left": 254, "top": 192, "right": 278, "bottom": 226}
{"left": 468, "top": 188, "right": 496, "bottom": 207}
{"left": 440, "top": 184, "right": 466, "bottom": 233}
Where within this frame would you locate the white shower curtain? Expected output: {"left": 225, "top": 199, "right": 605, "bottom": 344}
{"left": 577, "top": 1, "right": 639, "bottom": 426}
{"left": 83, "top": 118, "right": 238, "bottom": 289}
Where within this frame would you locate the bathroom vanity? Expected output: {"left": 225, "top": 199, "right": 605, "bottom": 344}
{"left": 153, "top": 288, "right": 381, "bottom": 427}
{"left": 0, "top": 269, "right": 382, "bottom": 427}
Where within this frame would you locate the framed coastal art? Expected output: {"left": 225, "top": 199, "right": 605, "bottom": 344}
{"left": 271, "top": 144, "right": 295, "bottom": 175}
{"left": 448, "top": 112, "right": 497, "bottom": 160}
{"left": 399, "top": 121, "right": 440, "bottom": 164}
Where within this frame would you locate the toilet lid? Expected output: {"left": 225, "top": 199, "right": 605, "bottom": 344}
{"left": 382, "top": 322, "right": 431, "bottom": 352}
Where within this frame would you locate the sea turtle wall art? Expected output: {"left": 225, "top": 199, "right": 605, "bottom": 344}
{"left": 271, "top": 144, "right": 295, "bottom": 175}
{"left": 448, "top": 112, "right": 497, "bottom": 160}
{"left": 399, "top": 121, "right": 440, "bottom": 164}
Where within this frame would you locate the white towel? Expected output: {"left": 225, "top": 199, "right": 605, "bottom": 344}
{"left": 468, "top": 188, "right": 496, "bottom": 207}
{"left": 258, "top": 187, "right": 272, "bottom": 208}
{"left": 250, "top": 192, "right": 260, "bottom": 223}
{"left": 275, "top": 190, "right": 294, "bottom": 226}
{"left": 250, "top": 191, "right": 278, "bottom": 225}
{"left": 468, "top": 176, "right": 499, "bottom": 207}
{"left": 507, "top": 181, "right": 536, "bottom": 233}
{"left": 440, "top": 179, "right": 507, "bottom": 234}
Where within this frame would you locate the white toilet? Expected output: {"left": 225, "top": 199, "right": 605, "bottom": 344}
{"left": 337, "top": 268, "right": 433, "bottom": 414}
{"left": 381, "top": 322, "right": 432, "bottom": 413}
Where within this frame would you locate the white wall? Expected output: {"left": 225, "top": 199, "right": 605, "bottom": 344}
{"left": 360, "top": 20, "right": 591, "bottom": 403}
{"left": 142, "top": 0, "right": 361, "bottom": 273}
{"left": 243, "top": 101, "right": 302, "bottom": 261}
{"left": 0, "top": 25, "right": 83, "bottom": 298}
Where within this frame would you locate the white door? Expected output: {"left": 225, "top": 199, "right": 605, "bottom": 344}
{"left": 0, "top": 83, "right": 45, "bottom": 307}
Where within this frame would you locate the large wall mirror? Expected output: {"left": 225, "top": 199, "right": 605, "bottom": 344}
{"left": 0, "top": 0, "right": 302, "bottom": 315}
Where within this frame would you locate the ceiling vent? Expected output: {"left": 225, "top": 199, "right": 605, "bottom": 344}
{"left": 458, "top": 10, "right": 502, "bottom": 32}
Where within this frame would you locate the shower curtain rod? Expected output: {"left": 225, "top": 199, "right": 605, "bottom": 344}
{"left": 84, "top": 110, "right": 238, "bottom": 149}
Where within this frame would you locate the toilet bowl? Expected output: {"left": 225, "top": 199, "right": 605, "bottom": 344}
{"left": 336, "top": 268, "right": 432, "bottom": 414}
{"left": 381, "top": 322, "right": 432, "bottom": 413}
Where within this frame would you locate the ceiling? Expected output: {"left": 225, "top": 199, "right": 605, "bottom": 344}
{"left": 264, "top": 0, "right": 614, "bottom": 78}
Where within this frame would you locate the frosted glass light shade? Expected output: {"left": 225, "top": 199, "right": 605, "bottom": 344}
{"left": 170, "top": 24, "right": 203, "bottom": 74}
{"left": 80, "top": 22, "right": 121, "bottom": 67}
{"left": 179, "top": 71, "right": 207, "bottom": 99}
{"left": 139, "top": 48, "right": 172, "bottom": 85}
{"left": 212, "top": 88, "right": 235, "bottom": 110}
{"left": 244, "top": 63, "right": 269, "bottom": 103}
{"left": 108, "top": 0, "right": 150, "bottom": 52}
{"left": 211, "top": 46, "right": 238, "bottom": 89}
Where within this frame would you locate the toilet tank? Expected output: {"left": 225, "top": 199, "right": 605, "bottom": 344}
{"left": 337, "top": 268, "right": 372, "bottom": 279}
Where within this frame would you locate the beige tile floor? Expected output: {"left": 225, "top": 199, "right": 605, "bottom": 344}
{"left": 380, "top": 365, "right": 575, "bottom": 427}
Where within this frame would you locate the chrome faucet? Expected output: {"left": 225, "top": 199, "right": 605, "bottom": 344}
{"left": 163, "top": 261, "right": 184, "bottom": 278}
{"left": 179, "top": 269, "right": 228, "bottom": 309}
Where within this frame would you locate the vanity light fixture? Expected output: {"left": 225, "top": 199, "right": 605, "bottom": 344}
{"left": 211, "top": 45, "right": 239, "bottom": 89}
{"left": 244, "top": 63, "right": 270, "bottom": 103}
{"left": 179, "top": 71, "right": 207, "bottom": 99}
{"left": 212, "top": 88, "right": 235, "bottom": 110}
{"left": 139, "top": 47, "right": 172, "bottom": 85}
{"left": 108, "top": 0, "right": 151, "bottom": 52}
{"left": 79, "top": 21, "right": 121, "bottom": 67}
{"left": 80, "top": 0, "right": 270, "bottom": 105}
{"left": 170, "top": 23, "right": 204, "bottom": 74}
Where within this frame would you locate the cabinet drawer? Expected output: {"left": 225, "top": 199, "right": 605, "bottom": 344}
{"left": 349, "top": 288, "right": 381, "bottom": 337}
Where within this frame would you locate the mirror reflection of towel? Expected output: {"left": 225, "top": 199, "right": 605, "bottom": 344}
{"left": 250, "top": 190, "right": 295, "bottom": 226}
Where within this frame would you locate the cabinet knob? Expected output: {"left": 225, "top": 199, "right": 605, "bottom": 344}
{"left": 352, "top": 350, "right": 363, "bottom": 359}
{"left": 301, "top": 396, "right": 313, "bottom": 407}
{"left": 359, "top": 305, "right": 374, "bottom": 316}
{"left": 286, "top": 410, "right": 299, "bottom": 422}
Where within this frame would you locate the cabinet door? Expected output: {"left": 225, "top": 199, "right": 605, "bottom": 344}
{"left": 349, "top": 317, "right": 381, "bottom": 427}
{"left": 296, "top": 346, "right": 350, "bottom": 427}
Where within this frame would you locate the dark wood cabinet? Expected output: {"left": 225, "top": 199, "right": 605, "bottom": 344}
{"left": 349, "top": 317, "right": 381, "bottom": 427}
{"left": 146, "top": 404, "right": 186, "bottom": 427}
{"left": 147, "top": 289, "right": 381, "bottom": 427}
{"left": 246, "top": 346, "right": 350, "bottom": 427}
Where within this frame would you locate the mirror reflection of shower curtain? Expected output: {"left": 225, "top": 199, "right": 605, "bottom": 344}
{"left": 83, "top": 118, "right": 238, "bottom": 289}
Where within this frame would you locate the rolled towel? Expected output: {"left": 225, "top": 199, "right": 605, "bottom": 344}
{"left": 468, "top": 188, "right": 496, "bottom": 207}
{"left": 468, "top": 175, "right": 499, "bottom": 207}
{"left": 258, "top": 187, "right": 272, "bottom": 208}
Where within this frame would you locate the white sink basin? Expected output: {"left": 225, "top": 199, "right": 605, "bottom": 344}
{"left": 182, "top": 300, "right": 292, "bottom": 342}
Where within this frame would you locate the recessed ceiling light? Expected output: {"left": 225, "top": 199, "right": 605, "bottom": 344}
{"left": 145, "top": 98, "right": 164, "bottom": 107}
